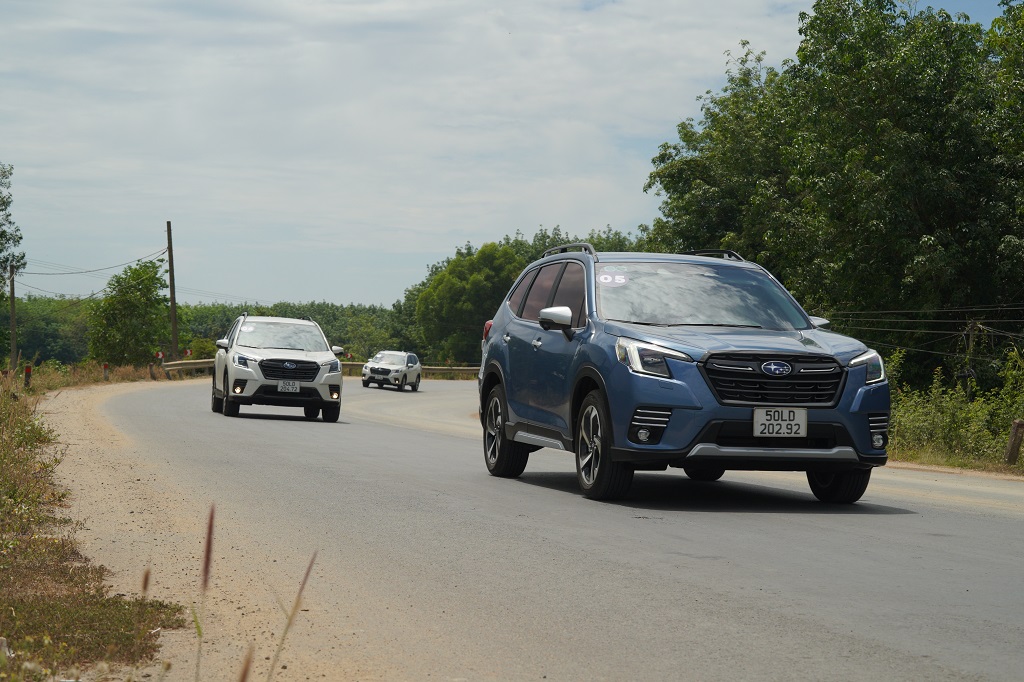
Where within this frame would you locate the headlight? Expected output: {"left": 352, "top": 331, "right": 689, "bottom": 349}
{"left": 615, "top": 338, "right": 693, "bottom": 378}
{"left": 232, "top": 353, "right": 254, "bottom": 369}
{"left": 851, "top": 350, "right": 885, "bottom": 384}
{"left": 323, "top": 359, "right": 340, "bottom": 373}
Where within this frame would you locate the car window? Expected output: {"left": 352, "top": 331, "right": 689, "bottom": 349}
{"left": 507, "top": 268, "right": 538, "bottom": 317}
{"left": 407, "top": 354, "right": 417, "bottom": 365}
{"left": 373, "top": 351, "right": 406, "bottom": 364}
{"left": 520, "top": 264, "right": 563, "bottom": 322}
{"left": 595, "top": 262, "right": 809, "bottom": 331}
{"left": 235, "top": 322, "right": 330, "bottom": 352}
{"left": 550, "top": 262, "right": 586, "bottom": 327}
{"left": 225, "top": 319, "right": 241, "bottom": 346}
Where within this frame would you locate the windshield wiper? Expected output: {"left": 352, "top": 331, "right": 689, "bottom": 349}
{"left": 605, "top": 319, "right": 677, "bottom": 327}
{"left": 669, "top": 323, "right": 764, "bottom": 329}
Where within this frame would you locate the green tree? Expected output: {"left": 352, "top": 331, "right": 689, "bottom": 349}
{"left": 646, "top": 1, "right": 1023, "bottom": 385}
{"left": 0, "top": 164, "right": 25, "bottom": 286}
{"left": 416, "top": 243, "right": 526, "bottom": 363}
{"left": 88, "top": 260, "right": 170, "bottom": 366}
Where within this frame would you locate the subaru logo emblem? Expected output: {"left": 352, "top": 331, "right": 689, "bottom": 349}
{"left": 283, "top": 361, "right": 297, "bottom": 370}
{"left": 761, "top": 361, "right": 792, "bottom": 376}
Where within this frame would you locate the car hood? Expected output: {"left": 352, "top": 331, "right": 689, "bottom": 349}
{"left": 603, "top": 322, "right": 869, "bottom": 365}
{"left": 237, "top": 348, "right": 334, "bottom": 363}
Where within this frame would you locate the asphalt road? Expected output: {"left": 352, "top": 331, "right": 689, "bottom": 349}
{"left": 100, "top": 379, "right": 1024, "bottom": 681}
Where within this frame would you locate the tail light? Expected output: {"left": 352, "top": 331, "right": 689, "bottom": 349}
{"left": 483, "top": 320, "right": 493, "bottom": 340}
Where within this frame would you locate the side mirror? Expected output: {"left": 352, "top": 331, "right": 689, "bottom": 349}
{"left": 216, "top": 339, "right": 229, "bottom": 350}
{"left": 332, "top": 346, "right": 344, "bottom": 355}
{"left": 808, "top": 316, "right": 830, "bottom": 329}
{"left": 539, "top": 306, "right": 575, "bottom": 339}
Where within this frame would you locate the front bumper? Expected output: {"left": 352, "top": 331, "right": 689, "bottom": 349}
{"left": 604, "top": 359, "right": 890, "bottom": 470}
{"left": 228, "top": 366, "right": 343, "bottom": 407}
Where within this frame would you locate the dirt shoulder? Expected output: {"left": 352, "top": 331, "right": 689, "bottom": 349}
{"left": 44, "top": 381, "right": 387, "bottom": 681}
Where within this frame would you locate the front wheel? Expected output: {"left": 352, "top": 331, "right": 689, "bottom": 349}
{"left": 211, "top": 376, "right": 223, "bottom": 413}
{"left": 322, "top": 404, "right": 341, "bottom": 423}
{"left": 222, "top": 372, "right": 239, "bottom": 417}
{"left": 411, "top": 375, "right": 421, "bottom": 392}
{"left": 807, "top": 469, "right": 872, "bottom": 503}
{"left": 483, "top": 385, "right": 529, "bottom": 477}
{"left": 576, "top": 390, "right": 633, "bottom": 500}
{"left": 399, "top": 375, "right": 407, "bottom": 391}
{"left": 303, "top": 405, "right": 320, "bottom": 420}
{"left": 362, "top": 379, "right": 370, "bottom": 388}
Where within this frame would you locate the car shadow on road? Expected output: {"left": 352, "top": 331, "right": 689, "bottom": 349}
{"left": 226, "top": 412, "right": 351, "bottom": 424}
{"left": 515, "top": 471, "right": 915, "bottom": 515}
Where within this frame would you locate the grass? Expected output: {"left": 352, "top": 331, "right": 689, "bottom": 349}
{"left": 0, "top": 371, "right": 184, "bottom": 681}
{"left": 1, "top": 364, "right": 317, "bottom": 681}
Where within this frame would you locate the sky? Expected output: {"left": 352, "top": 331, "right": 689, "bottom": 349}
{"left": 1, "top": 0, "right": 1006, "bottom": 307}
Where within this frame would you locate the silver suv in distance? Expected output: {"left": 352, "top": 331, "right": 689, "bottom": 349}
{"left": 212, "top": 314, "right": 344, "bottom": 422}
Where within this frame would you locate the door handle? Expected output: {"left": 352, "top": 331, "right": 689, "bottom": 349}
{"left": 532, "top": 339, "right": 543, "bottom": 350}
{"left": 502, "top": 333, "right": 511, "bottom": 343}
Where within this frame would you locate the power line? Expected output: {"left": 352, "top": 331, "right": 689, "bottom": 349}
{"left": 21, "top": 249, "right": 168, "bottom": 275}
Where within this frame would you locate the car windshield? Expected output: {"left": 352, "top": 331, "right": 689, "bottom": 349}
{"left": 236, "top": 322, "right": 329, "bottom": 352}
{"left": 595, "top": 262, "right": 809, "bottom": 331}
{"left": 372, "top": 352, "right": 407, "bottom": 365}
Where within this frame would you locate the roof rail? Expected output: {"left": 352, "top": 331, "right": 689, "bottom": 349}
{"left": 681, "top": 249, "right": 745, "bottom": 262}
{"left": 542, "top": 242, "right": 598, "bottom": 260}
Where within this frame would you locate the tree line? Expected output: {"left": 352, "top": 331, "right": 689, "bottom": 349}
{"left": 3, "top": 0, "right": 1024, "bottom": 389}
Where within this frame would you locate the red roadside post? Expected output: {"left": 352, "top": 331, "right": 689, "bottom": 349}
{"left": 24, "top": 364, "right": 31, "bottom": 388}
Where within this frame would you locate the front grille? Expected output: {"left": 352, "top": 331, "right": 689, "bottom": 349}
{"left": 701, "top": 353, "right": 844, "bottom": 406}
{"left": 259, "top": 359, "right": 320, "bottom": 382}
{"left": 368, "top": 366, "right": 392, "bottom": 375}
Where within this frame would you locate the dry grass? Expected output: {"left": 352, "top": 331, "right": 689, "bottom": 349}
{"left": 0, "top": 373, "right": 184, "bottom": 680}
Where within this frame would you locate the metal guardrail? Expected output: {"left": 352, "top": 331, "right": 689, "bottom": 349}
{"left": 159, "top": 359, "right": 478, "bottom": 379}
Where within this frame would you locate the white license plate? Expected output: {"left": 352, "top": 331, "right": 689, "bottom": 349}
{"left": 754, "top": 408, "right": 807, "bottom": 437}
{"left": 278, "top": 380, "right": 300, "bottom": 393}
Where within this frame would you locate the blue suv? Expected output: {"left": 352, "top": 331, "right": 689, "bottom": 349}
{"left": 478, "top": 244, "right": 890, "bottom": 503}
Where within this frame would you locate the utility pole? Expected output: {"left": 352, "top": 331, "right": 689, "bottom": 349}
{"left": 167, "top": 220, "right": 179, "bottom": 360}
{"left": 8, "top": 263, "right": 15, "bottom": 370}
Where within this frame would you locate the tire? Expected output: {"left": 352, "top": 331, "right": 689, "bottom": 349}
{"left": 376, "top": 382, "right": 384, "bottom": 389}
{"left": 399, "top": 375, "right": 407, "bottom": 391}
{"left": 211, "top": 376, "right": 223, "bottom": 413}
{"left": 575, "top": 390, "right": 633, "bottom": 500}
{"left": 304, "top": 405, "right": 320, "bottom": 420}
{"left": 683, "top": 465, "right": 725, "bottom": 482}
{"left": 482, "top": 385, "right": 529, "bottom": 478}
{"left": 411, "top": 375, "right": 420, "bottom": 392}
{"left": 362, "top": 379, "right": 370, "bottom": 388}
{"left": 322, "top": 403, "right": 341, "bottom": 423}
{"left": 807, "top": 469, "right": 872, "bottom": 504}
{"left": 222, "top": 371, "right": 239, "bottom": 417}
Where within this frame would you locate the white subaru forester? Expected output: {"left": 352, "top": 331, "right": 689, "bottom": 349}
{"left": 212, "top": 314, "right": 344, "bottom": 422}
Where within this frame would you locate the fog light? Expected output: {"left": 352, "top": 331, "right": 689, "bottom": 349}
{"left": 233, "top": 386, "right": 243, "bottom": 394}
{"left": 331, "top": 391, "right": 340, "bottom": 399}
{"left": 637, "top": 428, "right": 651, "bottom": 442}
{"left": 872, "top": 433, "right": 885, "bottom": 449}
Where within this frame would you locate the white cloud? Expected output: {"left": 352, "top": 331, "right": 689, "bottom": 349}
{"left": 1, "top": 0, "right": 1001, "bottom": 305}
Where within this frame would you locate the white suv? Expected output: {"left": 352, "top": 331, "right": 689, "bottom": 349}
{"left": 212, "top": 314, "right": 344, "bottom": 422}
{"left": 361, "top": 351, "right": 422, "bottom": 391}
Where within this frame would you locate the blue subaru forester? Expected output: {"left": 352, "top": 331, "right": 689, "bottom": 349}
{"left": 478, "top": 244, "right": 890, "bottom": 502}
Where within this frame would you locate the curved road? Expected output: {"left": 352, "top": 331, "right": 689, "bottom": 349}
{"left": 91, "top": 379, "right": 1024, "bottom": 681}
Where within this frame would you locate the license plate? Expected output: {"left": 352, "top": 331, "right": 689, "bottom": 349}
{"left": 754, "top": 408, "right": 806, "bottom": 437}
{"left": 278, "top": 380, "right": 300, "bottom": 393}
